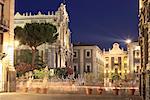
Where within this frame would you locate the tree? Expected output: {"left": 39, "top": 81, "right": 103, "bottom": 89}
{"left": 14, "top": 23, "right": 58, "bottom": 66}
{"left": 15, "top": 49, "right": 45, "bottom": 69}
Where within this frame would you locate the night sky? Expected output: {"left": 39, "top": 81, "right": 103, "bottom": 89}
{"left": 15, "top": 0, "right": 139, "bottom": 49}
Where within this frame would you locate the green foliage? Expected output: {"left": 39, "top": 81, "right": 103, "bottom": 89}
{"left": 33, "top": 69, "right": 45, "bottom": 79}
{"left": 111, "top": 73, "right": 121, "bottom": 81}
{"left": 33, "top": 69, "right": 54, "bottom": 79}
{"left": 15, "top": 49, "right": 46, "bottom": 70}
{"left": 14, "top": 23, "right": 58, "bottom": 66}
{"left": 55, "top": 68, "right": 68, "bottom": 78}
{"left": 16, "top": 50, "right": 32, "bottom": 64}
{"left": 14, "top": 23, "right": 58, "bottom": 47}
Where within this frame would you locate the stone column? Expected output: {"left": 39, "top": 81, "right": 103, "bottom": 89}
{"left": 80, "top": 49, "right": 84, "bottom": 78}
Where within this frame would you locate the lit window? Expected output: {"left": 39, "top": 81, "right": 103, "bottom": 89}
{"left": 124, "top": 57, "right": 127, "bottom": 63}
{"left": 114, "top": 57, "right": 118, "bottom": 63}
{"left": 106, "top": 70, "right": 109, "bottom": 77}
{"left": 124, "top": 63, "right": 127, "bottom": 68}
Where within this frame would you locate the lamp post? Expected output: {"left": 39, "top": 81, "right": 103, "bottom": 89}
{"left": 125, "top": 39, "right": 131, "bottom": 44}
{"left": 125, "top": 39, "right": 132, "bottom": 82}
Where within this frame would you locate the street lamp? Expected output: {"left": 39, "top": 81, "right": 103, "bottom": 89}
{"left": 125, "top": 39, "right": 133, "bottom": 82}
{"left": 125, "top": 39, "right": 131, "bottom": 44}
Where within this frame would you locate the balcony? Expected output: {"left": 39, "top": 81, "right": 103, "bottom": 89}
{"left": 0, "top": 19, "right": 9, "bottom": 33}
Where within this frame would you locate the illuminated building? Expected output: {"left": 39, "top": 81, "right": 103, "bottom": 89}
{"left": 14, "top": 3, "right": 72, "bottom": 68}
{"left": 139, "top": 0, "right": 150, "bottom": 100}
{"left": 0, "top": 0, "right": 16, "bottom": 92}
{"left": 127, "top": 41, "right": 141, "bottom": 80}
{"left": 73, "top": 43, "right": 104, "bottom": 82}
{"left": 103, "top": 43, "right": 128, "bottom": 86}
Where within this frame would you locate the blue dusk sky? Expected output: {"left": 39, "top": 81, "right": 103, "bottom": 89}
{"left": 15, "top": 0, "right": 139, "bottom": 49}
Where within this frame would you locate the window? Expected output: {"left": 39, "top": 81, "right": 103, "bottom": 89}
{"left": 114, "top": 57, "right": 118, "bottom": 63}
{"left": 87, "top": 65, "right": 90, "bottom": 72}
{"left": 85, "top": 50, "right": 91, "bottom": 58}
{"left": 87, "top": 52, "right": 90, "bottom": 57}
{"left": 111, "top": 57, "right": 114, "bottom": 70}
{"left": 73, "top": 51, "right": 78, "bottom": 58}
{"left": 73, "top": 63, "right": 78, "bottom": 72}
{"left": 124, "top": 57, "right": 127, "bottom": 63}
{"left": 106, "top": 70, "right": 109, "bottom": 77}
{"left": 74, "top": 65, "right": 77, "bottom": 72}
{"left": 115, "top": 68, "right": 118, "bottom": 74}
{"left": 134, "top": 50, "right": 140, "bottom": 58}
{"left": 106, "top": 64, "right": 109, "bottom": 68}
{"left": 137, "top": 66, "right": 139, "bottom": 72}
{"left": 85, "top": 63, "right": 91, "bottom": 73}
{"left": 124, "top": 63, "right": 127, "bottom": 68}
{"left": 125, "top": 70, "right": 127, "bottom": 74}
{"left": 118, "top": 57, "right": 121, "bottom": 70}
{"left": 136, "top": 52, "right": 139, "bottom": 57}
{"left": 0, "top": 3, "right": 4, "bottom": 22}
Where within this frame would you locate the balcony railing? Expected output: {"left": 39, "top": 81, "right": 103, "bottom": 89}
{"left": 0, "top": 18, "right": 9, "bottom": 33}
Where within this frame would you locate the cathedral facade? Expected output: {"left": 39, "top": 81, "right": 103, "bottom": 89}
{"left": 14, "top": 3, "right": 73, "bottom": 68}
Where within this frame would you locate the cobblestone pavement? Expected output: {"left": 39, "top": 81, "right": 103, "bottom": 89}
{"left": 0, "top": 93, "right": 142, "bottom": 100}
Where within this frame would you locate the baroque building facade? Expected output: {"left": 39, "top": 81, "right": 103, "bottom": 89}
{"left": 0, "top": 0, "right": 16, "bottom": 92}
{"left": 139, "top": 0, "right": 150, "bottom": 100}
{"left": 73, "top": 43, "right": 104, "bottom": 82}
{"left": 14, "top": 3, "right": 72, "bottom": 68}
{"left": 127, "top": 41, "right": 141, "bottom": 80}
{"left": 103, "top": 43, "right": 128, "bottom": 86}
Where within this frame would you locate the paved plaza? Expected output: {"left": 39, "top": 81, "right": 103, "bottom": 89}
{"left": 0, "top": 93, "right": 142, "bottom": 100}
